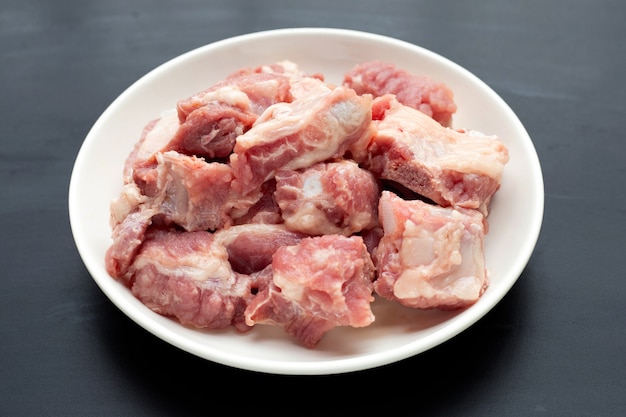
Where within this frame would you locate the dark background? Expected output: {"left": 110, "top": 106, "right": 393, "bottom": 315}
{"left": 2, "top": 0, "right": 625, "bottom": 415}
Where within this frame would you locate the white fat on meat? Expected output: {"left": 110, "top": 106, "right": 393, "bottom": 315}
{"left": 187, "top": 85, "right": 252, "bottom": 112}
{"left": 365, "top": 94, "right": 509, "bottom": 215}
{"left": 230, "top": 85, "right": 373, "bottom": 195}
{"left": 374, "top": 191, "right": 488, "bottom": 309}
{"left": 109, "top": 182, "right": 148, "bottom": 229}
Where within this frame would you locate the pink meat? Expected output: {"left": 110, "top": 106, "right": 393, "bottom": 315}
{"left": 343, "top": 60, "right": 457, "bottom": 126}
{"left": 245, "top": 235, "right": 376, "bottom": 348}
{"left": 212, "top": 224, "right": 306, "bottom": 276}
{"left": 364, "top": 95, "right": 509, "bottom": 215}
{"left": 129, "top": 229, "right": 254, "bottom": 332}
{"left": 165, "top": 103, "right": 257, "bottom": 159}
{"left": 229, "top": 85, "right": 374, "bottom": 196}
{"left": 105, "top": 209, "right": 154, "bottom": 282}
{"left": 374, "top": 191, "right": 488, "bottom": 310}
{"left": 274, "top": 160, "right": 380, "bottom": 235}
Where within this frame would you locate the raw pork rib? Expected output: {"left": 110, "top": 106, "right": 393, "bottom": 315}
{"left": 129, "top": 228, "right": 253, "bottom": 332}
{"left": 274, "top": 160, "right": 380, "bottom": 235}
{"left": 106, "top": 150, "right": 258, "bottom": 279}
{"left": 229, "top": 84, "right": 373, "bottom": 195}
{"left": 151, "top": 151, "right": 236, "bottom": 231}
{"left": 245, "top": 235, "right": 376, "bottom": 348}
{"left": 343, "top": 60, "right": 457, "bottom": 126}
{"left": 363, "top": 95, "right": 509, "bottom": 215}
{"left": 166, "top": 103, "right": 257, "bottom": 159}
{"left": 374, "top": 191, "right": 488, "bottom": 309}
{"left": 106, "top": 152, "right": 238, "bottom": 279}
{"left": 167, "top": 72, "right": 292, "bottom": 160}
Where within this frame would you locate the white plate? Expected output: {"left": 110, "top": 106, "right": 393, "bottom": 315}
{"left": 69, "top": 28, "right": 544, "bottom": 375}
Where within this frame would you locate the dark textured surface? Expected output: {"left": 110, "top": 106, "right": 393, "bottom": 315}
{"left": 1, "top": 1, "right": 625, "bottom": 415}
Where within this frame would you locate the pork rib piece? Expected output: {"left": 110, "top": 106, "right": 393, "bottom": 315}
{"left": 165, "top": 103, "right": 258, "bottom": 159}
{"left": 229, "top": 84, "right": 373, "bottom": 195}
{"left": 363, "top": 95, "right": 509, "bottom": 215}
{"left": 129, "top": 228, "right": 254, "bottom": 332}
{"left": 114, "top": 150, "right": 257, "bottom": 235}
{"left": 245, "top": 235, "right": 376, "bottom": 348}
{"left": 343, "top": 60, "right": 457, "bottom": 126}
{"left": 374, "top": 191, "right": 488, "bottom": 310}
{"left": 106, "top": 152, "right": 238, "bottom": 280}
{"left": 152, "top": 151, "right": 238, "bottom": 231}
{"left": 165, "top": 72, "right": 293, "bottom": 160}
{"left": 274, "top": 160, "right": 380, "bottom": 236}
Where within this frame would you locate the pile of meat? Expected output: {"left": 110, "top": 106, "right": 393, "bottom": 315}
{"left": 105, "top": 60, "right": 509, "bottom": 348}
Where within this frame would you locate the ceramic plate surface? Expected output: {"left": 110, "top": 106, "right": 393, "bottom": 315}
{"left": 69, "top": 28, "right": 544, "bottom": 375}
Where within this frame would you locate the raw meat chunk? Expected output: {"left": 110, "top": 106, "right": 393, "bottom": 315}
{"left": 166, "top": 72, "right": 292, "bottom": 159}
{"left": 374, "top": 191, "right": 488, "bottom": 310}
{"left": 106, "top": 151, "right": 248, "bottom": 281}
{"left": 165, "top": 103, "right": 257, "bottom": 159}
{"left": 152, "top": 151, "right": 236, "bottom": 231}
{"left": 363, "top": 95, "right": 509, "bottom": 215}
{"left": 105, "top": 209, "right": 155, "bottom": 282}
{"left": 229, "top": 85, "right": 374, "bottom": 195}
{"left": 245, "top": 235, "right": 376, "bottom": 348}
{"left": 343, "top": 60, "right": 457, "bottom": 126}
{"left": 274, "top": 160, "right": 380, "bottom": 235}
{"left": 130, "top": 229, "right": 254, "bottom": 332}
